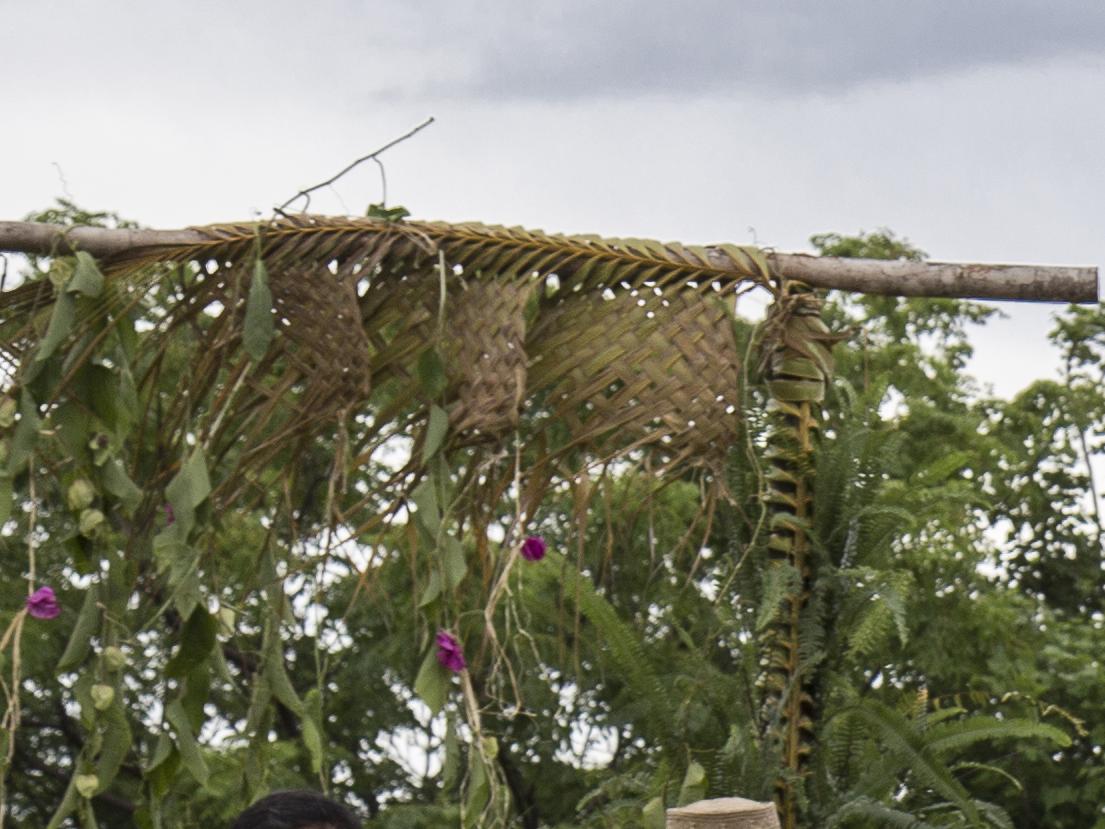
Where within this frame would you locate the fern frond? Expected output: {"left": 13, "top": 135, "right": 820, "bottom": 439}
{"left": 925, "top": 716, "right": 1070, "bottom": 756}
{"left": 524, "top": 553, "right": 678, "bottom": 750}
{"left": 849, "top": 700, "right": 979, "bottom": 824}
{"left": 825, "top": 796, "right": 938, "bottom": 829}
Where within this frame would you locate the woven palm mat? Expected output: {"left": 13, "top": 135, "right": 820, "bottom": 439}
{"left": 358, "top": 271, "right": 536, "bottom": 435}
{"left": 527, "top": 285, "right": 741, "bottom": 465}
{"left": 356, "top": 267, "right": 742, "bottom": 464}
{"left": 269, "top": 266, "right": 372, "bottom": 408}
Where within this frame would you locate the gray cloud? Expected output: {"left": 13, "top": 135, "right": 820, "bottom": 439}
{"left": 415, "top": 0, "right": 1105, "bottom": 99}
{"left": 7, "top": 1, "right": 1101, "bottom": 106}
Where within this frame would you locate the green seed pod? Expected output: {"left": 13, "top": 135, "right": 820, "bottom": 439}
{"left": 217, "top": 606, "right": 237, "bottom": 633}
{"left": 90, "top": 684, "right": 115, "bottom": 711}
{"left": 0, "top": 397, "right": 16, "bottom": 429}
{"left": 67, "top": 479, "right": 96, "bottom": 512}
{"left": 48, "top": 261, "right": 74, "bottom": 289}
{"left": 102, "top": 646, "right": 126, "bottom": 672}
{"left": 75, "top": 773, "right": 100, "bottom": 799}
{"left": 79, "top": 508, "right": 106, "bottom": 538}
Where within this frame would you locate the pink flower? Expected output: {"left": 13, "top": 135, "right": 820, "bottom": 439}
{"left": 26, "top": 586, "right": 60, "bottom": 620}
{"left": 435, "top": 630, "right": 466, "bottom": 673}
{"left": 521, "top": 535, "right": 547, "bottom": 562}
{"left": 164, "top": 503, "right": 175, "bottom": 526}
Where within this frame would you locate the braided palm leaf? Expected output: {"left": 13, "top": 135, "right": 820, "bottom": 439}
{"left": 757, "top": 283, "right": 843, "bottom": 829}
{"left": 0, "top": 216, "right": 772, "bottom": 494}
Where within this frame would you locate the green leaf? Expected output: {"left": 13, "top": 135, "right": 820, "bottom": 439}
{"left": 165, "top": 607, "right": 217, "bottom": 679}
{"left": 642, "top": 796, "right": 666, "bottom": 829}
{"left": 414, "top": 646, "right": 450, "bottom": 715}
{"left": 410, "top": 478, "right": 441, "bottom": 535}
{"left": 165, "top": 447, "right": 210, "bottom": 534}
{"left": 0, "top": 474, "right": 12, "bottom": 527}
{"left": 366, "top": 203, "right": 411, "bottom": 222}
{"left": 57, "top": 587, "right": 101, "bottom": 672}
{"left": 441, "top": 535, "right": 467, "bottom": 590}
{"left": 152, "top": 528, "right": 188, "bottom": 574}
{"left": 302, "top": 688, "right": 325, "bottom": 774}
{"left": 34, "top": 292, "right": 76, "bottom": 365}
{"left": 7, "top": 389, "right": 41, "bottom": 474}
{"left": 852, "top": 700, "right": 978, "bottom": 823}
{"left": 767, "top": 378, "right": 825, "bottom": 402}
{"left": 101, "top": 458, "right": 142, "bottom": 513}
{"left": 165, "top": 699, "right": 209, "bottom": 787}
{"left": 418, "top": 571, "right": 443, "bottom": 608}
{"left": 756, "top": 563, "right": 800, "bottom": 632}
{"left": 70, "top": 252, "right": 104, "bottom": 297}
{"left": 244, "top": 676, "right": 274, "bottom": 735}
{"left": 242, "top": 258, "right": 275, "bottom": 361}
{"left": 94, "top": 697, "right": 132, "bottom": 790}
{"left": 168, "top": 447, "right": 211, "bottom": 511}
{"left": 264, "top": 641, "right": 303, "bottom": 714}
{"left": 416, "top": 347, "right": 447, "bottom": 399}
{"left": 677, "top": 760, "right": 707, "bottom": 806}
{"left": 927, "top": 716, "right": 1071, "bottom": 755}
{"left": 463, "top": 751, "right": 490, "bottom": 828}
{"left": 171, "top": 564, "right": 203, "bottom": 620}
{"left": 422, "top": 404, "right": 449, "bottom": 463}
{"left": 443, "top": 714, "right": 460, "bottom": 790}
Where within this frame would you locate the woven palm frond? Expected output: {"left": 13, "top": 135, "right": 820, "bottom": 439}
{"left": 528, "top": 284, "right": 742, "bottom": 467}
{"left": 0, "top": 215, "right": 775, "bottom": 485}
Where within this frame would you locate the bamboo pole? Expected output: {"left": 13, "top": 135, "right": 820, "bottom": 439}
{"left": 0, "top": 219, "right": 1096, "bottom": 303}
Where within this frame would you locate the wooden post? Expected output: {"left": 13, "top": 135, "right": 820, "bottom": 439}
{"left": 667, "top": 798, "right": 781, "bottom": 829}
{"left": 0, "top": 219, "right": 1097, "bottom": 302}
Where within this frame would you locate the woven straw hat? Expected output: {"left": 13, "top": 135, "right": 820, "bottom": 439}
{"left": 666, "top": 797, "right": 781, "bottom": 829}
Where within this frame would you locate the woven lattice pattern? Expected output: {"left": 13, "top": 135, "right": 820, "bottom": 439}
{"left": 0, "top": 215, "right": 771, "bottom": 482}
{"left": 360, "top": 270, "right": 536, "bottom": 434}
{"left": 667, "top": 798, "right": 781, "bottom": 829}
{"left": 529, "top": 285, "right": 741, "bottom": 465}
{"left": 269, "top": 267, "right": 371, "bottom": 408}
{"left": 444, "top": 277, "right": 534, "bottom": 434}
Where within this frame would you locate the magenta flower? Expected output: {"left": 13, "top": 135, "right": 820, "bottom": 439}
{"left": 521, "top": 535, "right": 547, "bottom": 562}
{"left": 435, "top": 630, "right": 466, "bottom": 673}
{"left": 26, "top": 586, "right": 60, "bottom": 620}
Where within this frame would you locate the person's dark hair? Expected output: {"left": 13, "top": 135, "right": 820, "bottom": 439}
{"left": 231, "top": 789, "right": 360, "bottom": 829}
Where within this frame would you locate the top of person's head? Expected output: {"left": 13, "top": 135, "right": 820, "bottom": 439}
{"left": 231, "top": 790, "right": 361, "bottom": 829}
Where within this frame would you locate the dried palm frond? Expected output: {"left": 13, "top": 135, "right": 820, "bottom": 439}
{"left": 0, "top": 215, "right": 776, "bottom": 495}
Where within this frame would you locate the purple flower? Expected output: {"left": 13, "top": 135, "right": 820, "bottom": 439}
{"left": 521, "top": 535, "right": 547, "bottom": 562}
{"left": 435, "top": 630, "right": 466, "bottom": 673}
{"left": 26, "top": 586, "right": 60, "bottom": 620}
{"left": 164, "top": 503, "right": 175, "bottom": 526}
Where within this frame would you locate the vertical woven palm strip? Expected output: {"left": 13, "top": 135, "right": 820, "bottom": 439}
{"left": 758, "top": 284, "right": 837, "bottom": 829}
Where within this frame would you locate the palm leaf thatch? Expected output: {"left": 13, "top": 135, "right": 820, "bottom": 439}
{"left": 0, "top": 215, "right": 775, "bottom": 507}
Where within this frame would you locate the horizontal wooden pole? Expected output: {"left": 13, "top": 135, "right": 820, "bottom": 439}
{"left": 0, "top": 219, "right": 1097, "bottom": 303}
{"left": 760, "top": 251, "right": 1098, "bottom": 303}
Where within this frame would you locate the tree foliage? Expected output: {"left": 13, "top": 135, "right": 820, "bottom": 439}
{"left": 0, "top": 206, "right": 1098, "bottom": 828}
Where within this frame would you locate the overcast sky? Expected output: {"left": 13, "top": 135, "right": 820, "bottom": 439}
{"left": 2, "top": 0, "right": 1103, "bottom": 396}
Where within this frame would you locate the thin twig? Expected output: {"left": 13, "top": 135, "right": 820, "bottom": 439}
{"left": 374, "top": 157, "right": 387, "bottom": 206}
{"left": 275, "top": 117, "right": 435, "bottom": 214}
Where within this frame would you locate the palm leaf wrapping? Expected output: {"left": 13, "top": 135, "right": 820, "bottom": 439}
{"left": 756, "top": 283, "right": 845, "bottom": 827}
{"left": 0, "top": 215, "right": 773, "bottom": 494}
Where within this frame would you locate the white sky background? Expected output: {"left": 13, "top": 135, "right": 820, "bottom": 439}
{"left": 2, "top": 0, "right": 1103, "bottom": 397}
